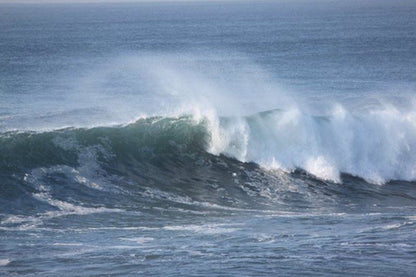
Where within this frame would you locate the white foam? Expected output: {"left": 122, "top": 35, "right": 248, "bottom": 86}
{"left": 380, "top": 222, "right": 413, "bottom": 230}
{"left": 86, "top": 226, "right": 159, "bottom": 231}
{"left": 0, "top": 259, "right": 10, "bottom": 266}
{"left": 32, "top": 192, "right": 122, "bottom": 215}
{"left": 204, "top": 104, "right": 416, "bottom": 184}
{"left": 162, "top": 223, "right": 240, "bottom": 234}
{"left": 120, "top": 237, "right": 154, "bottom": 243}
{"left": 52, "top": 243, "right": 83, "bottom": 246}
{"left": 0, "top": 193, "right": 122, "bottom": 231}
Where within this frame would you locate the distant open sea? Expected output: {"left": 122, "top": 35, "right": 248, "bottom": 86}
{"left": 1, "top": 0, "right": 416, "bottom": 275}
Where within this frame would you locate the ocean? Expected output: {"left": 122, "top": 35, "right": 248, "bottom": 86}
{"left": 1, "top": 0, "right": 416, "bottom": 275}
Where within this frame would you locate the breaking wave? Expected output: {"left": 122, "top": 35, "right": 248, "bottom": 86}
{"left": 2, "top": 107, "right": 416, "bottom": 187}
{"left": 2, "top": 108, "right": 416, "bottom": 229}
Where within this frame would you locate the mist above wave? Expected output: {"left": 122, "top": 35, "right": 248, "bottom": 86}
{"left": 1, "top": 52, "right": 416, "bottom": 184}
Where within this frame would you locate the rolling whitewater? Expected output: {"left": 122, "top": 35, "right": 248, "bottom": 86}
{"left": 1, "top": 1, "right": 416, "bottom": 275}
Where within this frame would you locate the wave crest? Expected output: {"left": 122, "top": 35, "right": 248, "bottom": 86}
{"left": 1, "top": 106, "right": 416, "bottom": 185}
{"left": 210, "top": 106, "right": 416, "bottom": 184}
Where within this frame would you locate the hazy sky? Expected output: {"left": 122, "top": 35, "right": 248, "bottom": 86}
{"left": 0, "top": 0, "right": 221, "bottom": 3}
{"left": 0, "top": 0, "right": 240, "bottom": 3}
{"left": 0, "top": 0, "right": 365, "bottom": 4}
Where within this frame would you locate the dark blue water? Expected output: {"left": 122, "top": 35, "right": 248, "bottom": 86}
{"left": 1, "top": 1, "right": 416, "bottom": 275}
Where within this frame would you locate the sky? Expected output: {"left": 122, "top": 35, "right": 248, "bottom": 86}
{"left": 0, "top": 0, "right": 243, "bottom": 3}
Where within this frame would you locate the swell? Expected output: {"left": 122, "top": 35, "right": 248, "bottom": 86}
{"left": 2, "top": 108, "right": 416, "bottom": 185}
{"left": 0, "top": 116, "right": 211, "bottom": 222}
{"left": 1, "top": 111, "right": 416, "bottom": 223}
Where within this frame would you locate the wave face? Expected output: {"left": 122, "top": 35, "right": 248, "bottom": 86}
{"left": 1, "top": 112, "right": 416, "bottom": 219}
{"left": 2, "top": 106, "right": 416, "bottom": 191}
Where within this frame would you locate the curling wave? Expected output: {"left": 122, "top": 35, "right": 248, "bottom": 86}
{"left": 2, "top": 107, "right": 416, "bottom": 187}
{"left": 2, "top": 109, "right": 416, "bottom": 224}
